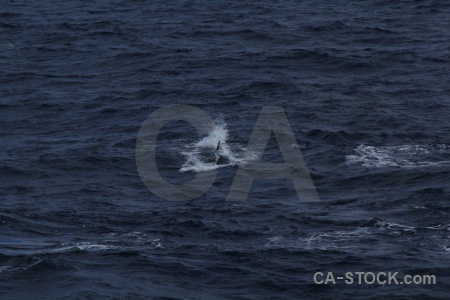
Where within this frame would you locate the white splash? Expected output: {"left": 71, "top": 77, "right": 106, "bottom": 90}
{"left": 180, "top": 119, "right": 245, "bottom": 173}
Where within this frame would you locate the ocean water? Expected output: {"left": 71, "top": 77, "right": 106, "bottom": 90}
{"left": 1, "top": 0, "right": 450, "bottom": 299}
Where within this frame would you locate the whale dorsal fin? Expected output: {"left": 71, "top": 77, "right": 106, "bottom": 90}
{"left": 215, "top": 140, "right": 221, "bottom": 151}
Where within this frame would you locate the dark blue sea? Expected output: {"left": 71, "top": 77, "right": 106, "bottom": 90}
{"left": 1, "top": 0, "right": 450, "bottom": 299}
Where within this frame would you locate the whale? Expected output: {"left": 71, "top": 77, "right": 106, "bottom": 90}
{"left": 215, "top": 141, "right": 229, "bottom": 165}
{"left": 199, "top": 141, "right": 229, "bottom": 165}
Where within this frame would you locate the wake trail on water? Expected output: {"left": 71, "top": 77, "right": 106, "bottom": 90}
{"left": 346, "top": 144, "right": 450, "bottom": 169}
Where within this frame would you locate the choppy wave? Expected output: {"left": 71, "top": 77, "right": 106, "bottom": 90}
{"left": 0, "top": 231, "right": 165, "bottom": 258}
{"left": 2, "top": 0, "right": 450, "bottom": 298}
{"left": 264, "top": 218, "right": 450, "bottom": 253}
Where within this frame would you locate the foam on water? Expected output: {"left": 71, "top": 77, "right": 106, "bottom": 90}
{"left": 0, "top": 257, "right": 43, "bottom": 274}
{"left": 45, "top": 244, "right": 115, "bottom": 253}
{"left": 0, "top": 232, "right": 165, "bottom": 258}
{"left": 263, "top": 220, "right": 450, "bottom": 253}
{"left": 0, "top": 266, "right": 13, "bottom": 274}
{"left": 264, "top": 227, "right": 371, "bottom": 251}
{"left": 180, "top": 120, "right": 245, "bottom": 173}
{"left": 346, "top": 144, "right": 450, "bottom": 169}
